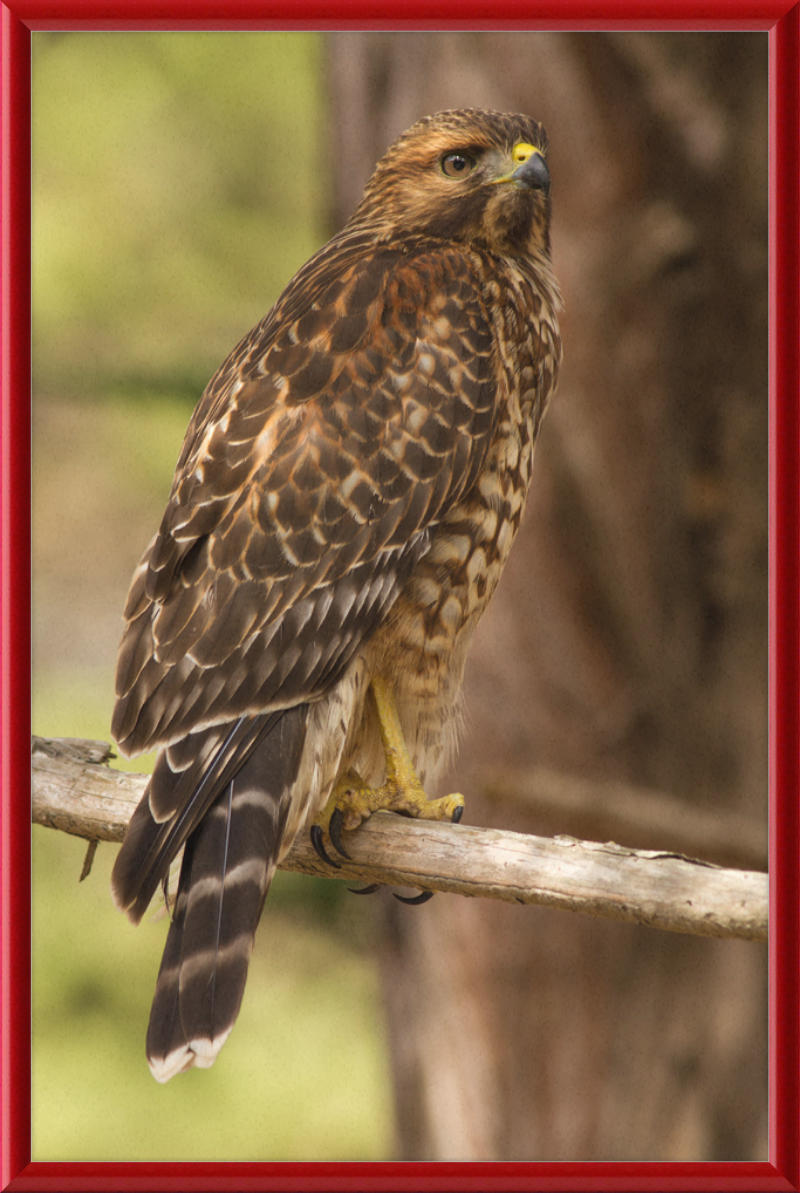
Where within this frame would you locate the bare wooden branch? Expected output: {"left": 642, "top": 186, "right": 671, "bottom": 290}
{"left": 479, "top": 766, "right": 768, "bottom": 872}
{"left": 31, "top": 736, "right": 768, "bottom": 942}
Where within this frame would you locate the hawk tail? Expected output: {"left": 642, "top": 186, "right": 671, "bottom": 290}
{"left": 143, "top": 706, "right": 308, "bottom": 1083}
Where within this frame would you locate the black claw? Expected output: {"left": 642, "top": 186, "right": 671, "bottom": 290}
{"left": 348, "top": 883, "right": 382, "bottom": 896}
{"left": 310, "top": 824, "right": 341, "bottom": 870}
{"left": 161, "top": 873, "right": 174, "bottom": 922}
{"left": 452, "top": 805, "right": 464, "bottom": 824}
{"left": 394, "top": 889, "right": 435, "bottom": 905}
{"left": 328, "top": 807, "right": 352, "bottom": 860}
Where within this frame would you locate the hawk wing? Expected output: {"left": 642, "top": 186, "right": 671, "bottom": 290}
{"left": 111, "top": 237, "right": 500, "bottom": 921}
{"left": 112, "top": 238, "right": 498, "bottom": 763}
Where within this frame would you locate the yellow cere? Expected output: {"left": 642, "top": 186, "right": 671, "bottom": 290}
{"left": 511, "top": 142, "right": 540, "bottom": 164}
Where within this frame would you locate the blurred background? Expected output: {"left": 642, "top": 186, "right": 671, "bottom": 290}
{"left": 31, "top": 30, "right": 768, "bottom": 1162}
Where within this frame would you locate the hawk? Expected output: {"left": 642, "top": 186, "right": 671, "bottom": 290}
{"left": 111, "top": 107, "right": 562, "bottom": 1082}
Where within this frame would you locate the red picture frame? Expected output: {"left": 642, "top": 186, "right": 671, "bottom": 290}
{"left": 2, "top": 4, "right": 798, "bottom": 1191}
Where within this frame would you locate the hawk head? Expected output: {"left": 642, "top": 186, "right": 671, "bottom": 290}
{"left": 351, "top": 107, "right": 553, "bottom": 261}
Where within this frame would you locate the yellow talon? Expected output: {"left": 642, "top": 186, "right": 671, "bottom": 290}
{"left": 311, "top": 675, "right": 465, "bottom": 859}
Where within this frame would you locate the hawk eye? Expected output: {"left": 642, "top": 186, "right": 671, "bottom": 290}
{"left": 441, "top": 152, "right": 476, "bottom": 179}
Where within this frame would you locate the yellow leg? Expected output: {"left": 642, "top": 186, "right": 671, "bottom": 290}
{"left": 311, "top": 676, "right": 464, "bottom": 862}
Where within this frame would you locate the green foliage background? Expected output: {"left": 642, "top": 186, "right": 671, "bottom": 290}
{"left": 32, "top": 31, "right": 394, "bottom": 1161}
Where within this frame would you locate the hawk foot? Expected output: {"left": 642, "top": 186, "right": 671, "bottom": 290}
{"left": 310, "top": 675, "right": 465, "bottom": 864}
{"left": 313, "top": 763, "right": 464, "bottom": 863}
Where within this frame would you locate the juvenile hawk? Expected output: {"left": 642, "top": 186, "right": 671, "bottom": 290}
{"left": 111, "top": 107, "right": 562, "bottom": 1082}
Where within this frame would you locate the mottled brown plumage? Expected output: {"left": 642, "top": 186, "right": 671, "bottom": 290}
{"left": 111, "top": 107, "right": 562, "bottom": 1082}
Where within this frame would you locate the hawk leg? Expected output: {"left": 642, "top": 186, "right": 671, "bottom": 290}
{"left": 311, "top": 674, "right": 464, "bottom": 864}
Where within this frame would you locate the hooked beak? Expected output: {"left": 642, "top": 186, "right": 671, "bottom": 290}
{"left": 509, "top": 151, "right": 550, "bottom": 195}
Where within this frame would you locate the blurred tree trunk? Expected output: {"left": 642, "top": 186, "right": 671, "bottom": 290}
{"left": 326, "top": 32, "right": 768, "bottom": 1160}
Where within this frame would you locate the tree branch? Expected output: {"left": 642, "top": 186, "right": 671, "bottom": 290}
{"left": 31, "top": 736, "right": 768, "bottom": 942}
{"left": 478, "top": 765, "right": 768, "bottom": 873}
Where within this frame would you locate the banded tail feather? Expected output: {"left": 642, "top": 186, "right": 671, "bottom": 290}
{"left": 111, "top": 713, "right": 284, "bottom": 924}
{"left": 111, "top": 705, "right": 308, "bottom": 1082}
